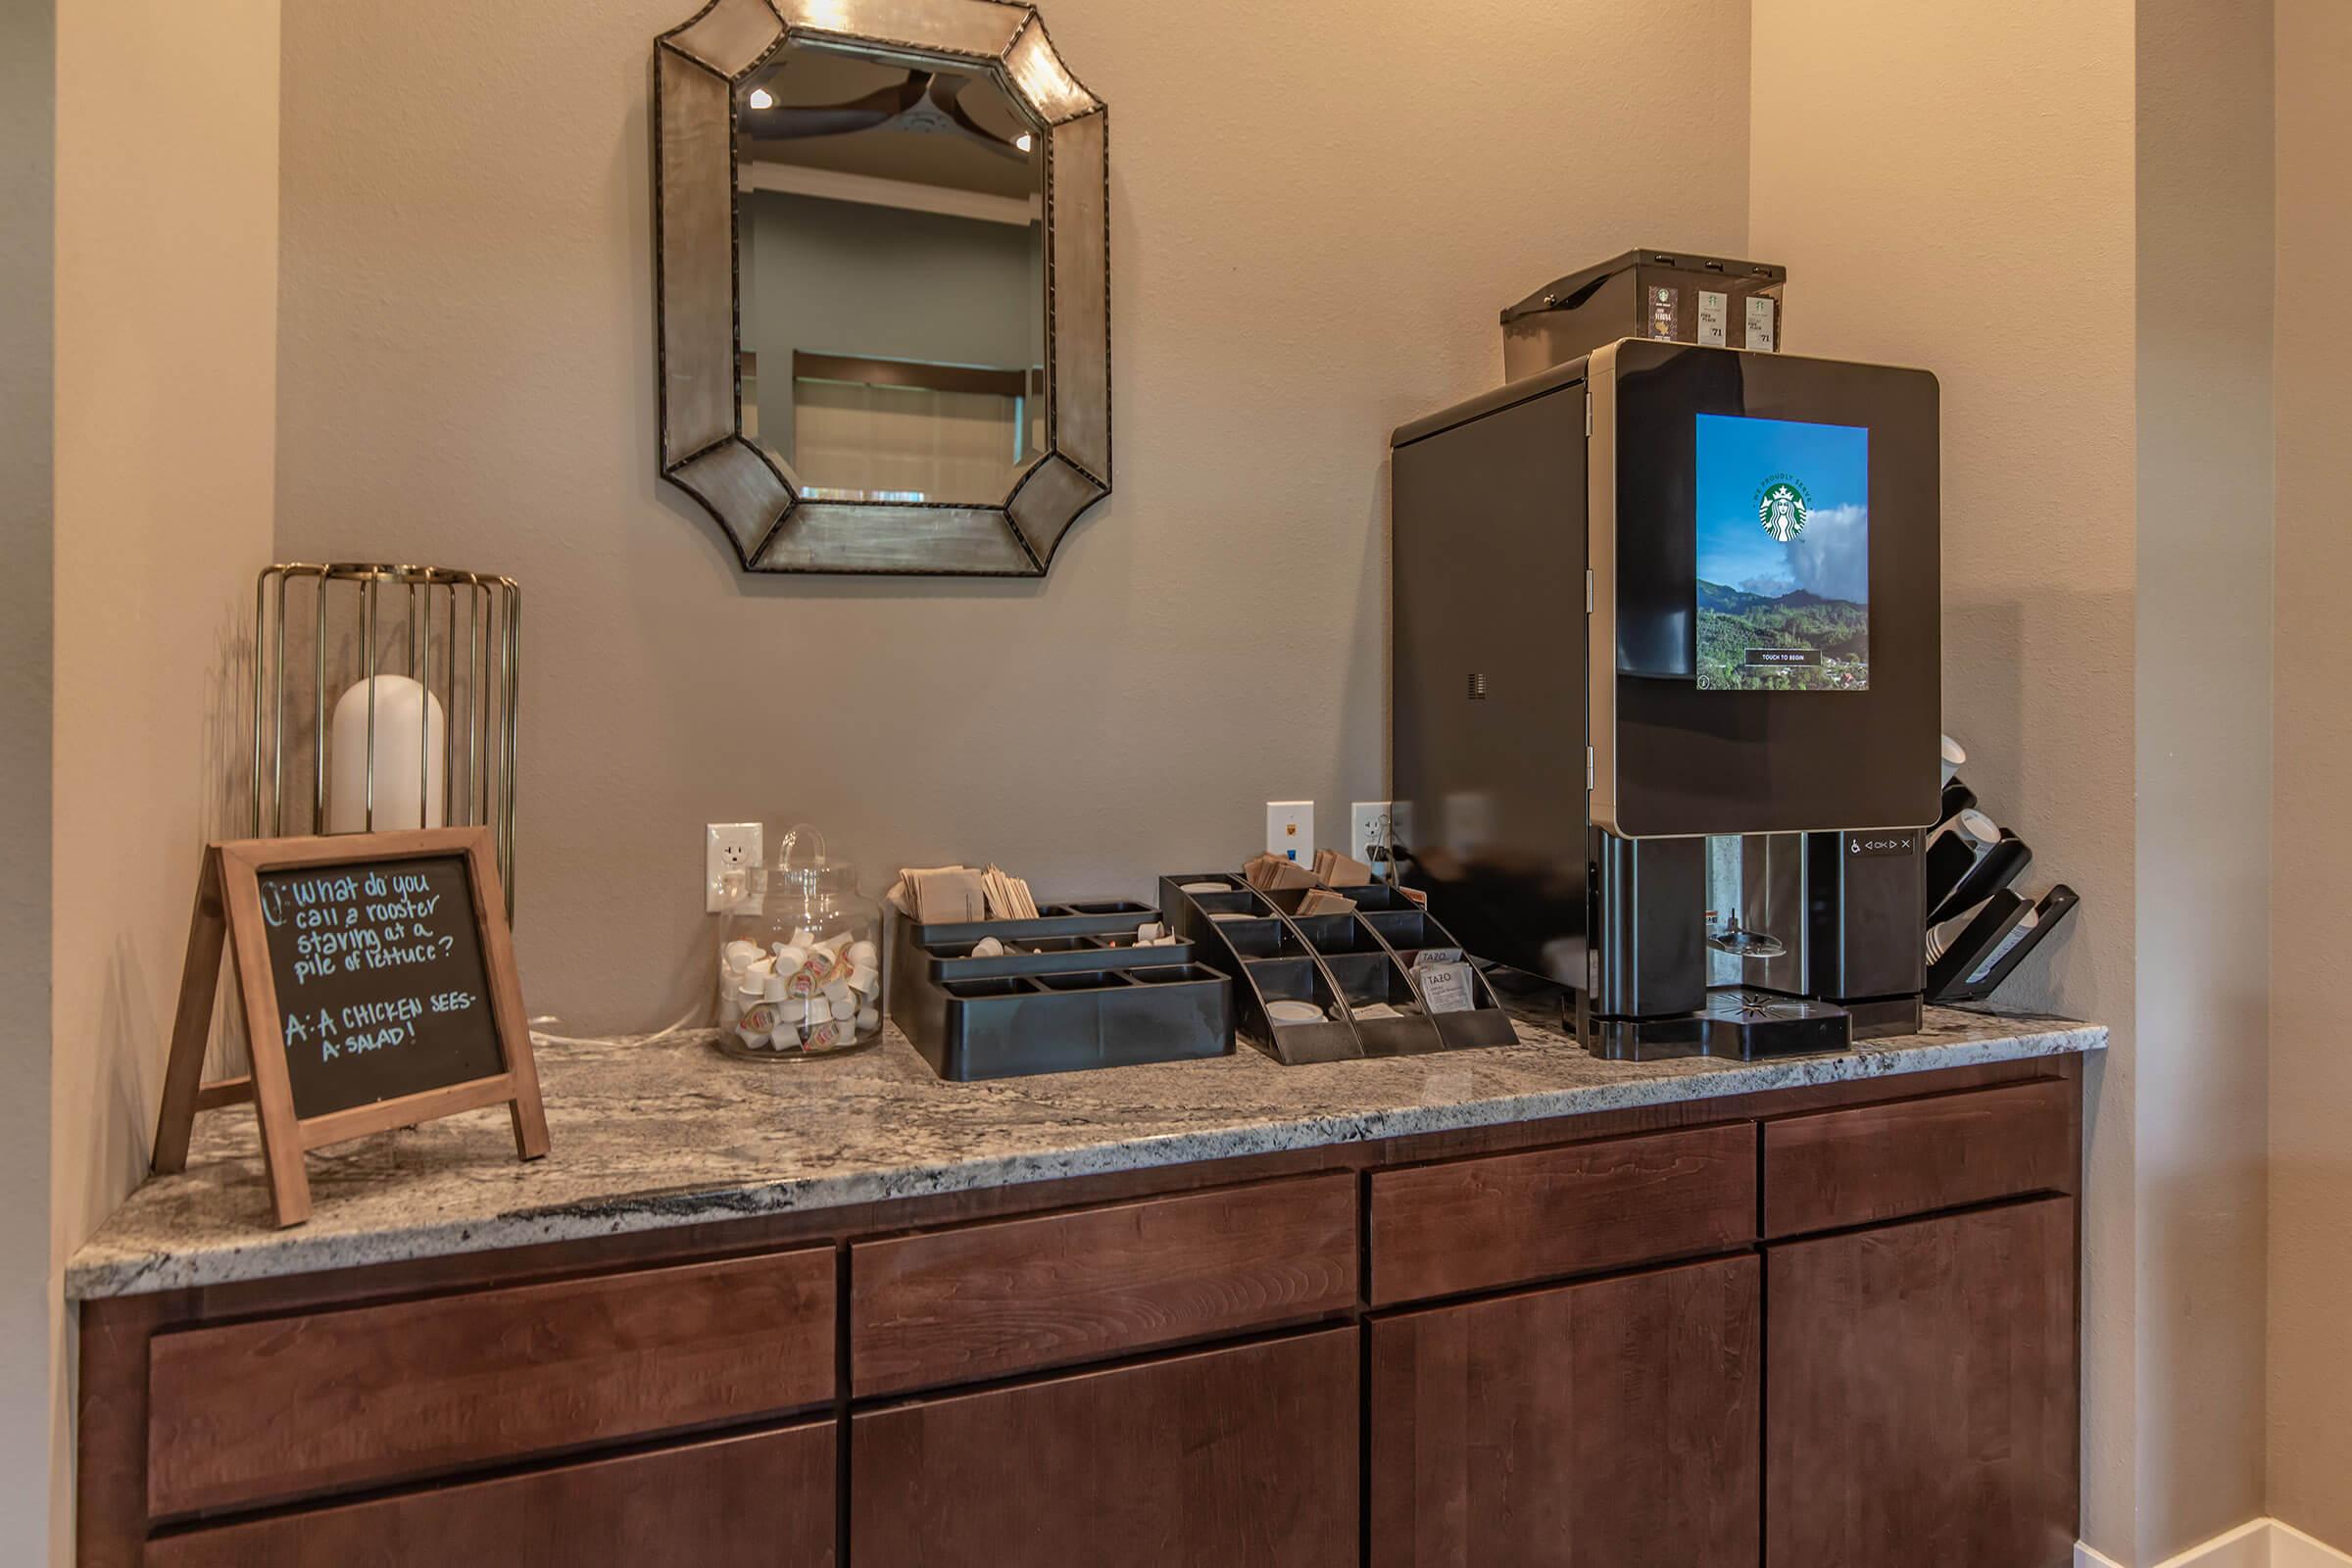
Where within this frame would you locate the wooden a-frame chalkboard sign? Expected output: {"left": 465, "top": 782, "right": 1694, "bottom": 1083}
{"left": 154, "top": 827, "right": 549, "bottom": 1227}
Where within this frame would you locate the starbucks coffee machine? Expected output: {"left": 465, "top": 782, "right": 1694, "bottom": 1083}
{"left": 1390, "top": 279, "right": 1940, "bottom": 1057}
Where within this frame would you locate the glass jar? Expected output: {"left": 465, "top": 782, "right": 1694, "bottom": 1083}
{"left": 713, "top": 824, "right": 882, "bottom": 1060}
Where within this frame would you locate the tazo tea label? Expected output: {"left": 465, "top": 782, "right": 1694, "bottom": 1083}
{"left": 1412, "top": 948, "right": 1478, "bottom": 1014}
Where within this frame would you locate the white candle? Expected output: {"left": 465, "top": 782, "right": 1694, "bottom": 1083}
{"left": 328, "top": 675, "right": 446, "bottom": 832}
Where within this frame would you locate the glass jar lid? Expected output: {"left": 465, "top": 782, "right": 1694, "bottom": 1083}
{"left": 774, "top": 822, "right": 858, "bottom": 897}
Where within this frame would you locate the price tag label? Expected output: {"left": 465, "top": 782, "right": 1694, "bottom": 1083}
{"left": 1697, "top": 290, "right": 1729, "bottom": 346}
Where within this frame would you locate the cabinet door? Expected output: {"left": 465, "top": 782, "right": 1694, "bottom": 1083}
{"left": 851, "top": 1328, "right": 1356, "bottom": 1568}
{"left": 1767, "top": 1198, "right": 2077, "bottom": 1567}
{"left": 1367, "top": 1255, "right": 1761, "bottom": 1568}
{"left": 145, "top": 1423, "right": 834, "bottom": 1568}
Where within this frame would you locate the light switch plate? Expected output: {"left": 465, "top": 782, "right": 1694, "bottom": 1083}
{"left": 1265, "top": 801, "right": 1314, "bottom": 862}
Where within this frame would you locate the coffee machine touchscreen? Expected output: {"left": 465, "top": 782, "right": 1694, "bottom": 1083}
{"left": 1694, "top": 413, "right": 1871, "bottom": 692}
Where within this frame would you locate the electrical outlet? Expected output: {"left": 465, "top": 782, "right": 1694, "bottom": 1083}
{"left": 1350, "top": 801, "right": 1416, "bottom": 869}
{"left": 706, "top": 821, "right": 763, "bottom": 912}
{"left": 1265, "top": 801, "right": 1314, "bottom": 862}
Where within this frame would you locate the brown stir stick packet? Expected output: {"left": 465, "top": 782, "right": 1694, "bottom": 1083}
{"left": 1242, "top": 853, "right": 1318, "bottom": 892}
{"left": 1310, "top": 849, "right": 1374, "bottom": 888}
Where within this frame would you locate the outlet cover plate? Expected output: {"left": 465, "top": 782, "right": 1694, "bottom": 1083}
{"left": 1349, "top": 801, "right": 1416, "bottom": 870}
{"left": 707, "top": 821, "right": 763, "bottom": 912}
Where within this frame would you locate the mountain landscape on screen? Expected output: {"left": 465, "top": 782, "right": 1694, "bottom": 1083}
{"left": 1695, "top": 580, "right": 1870, "bottom": 691}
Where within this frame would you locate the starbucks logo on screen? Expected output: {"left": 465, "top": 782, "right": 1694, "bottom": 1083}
{"left": 1754, "top": 475, "right": 1810, "bottom": 542}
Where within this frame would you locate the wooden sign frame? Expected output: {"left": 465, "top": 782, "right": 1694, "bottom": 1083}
{"left": 154, "top": 827, "right": 550, "bottom": 1227}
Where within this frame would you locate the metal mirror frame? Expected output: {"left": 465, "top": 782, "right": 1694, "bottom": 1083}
{"left": 655, "top": 0, "right": 1109, "bottom": 576}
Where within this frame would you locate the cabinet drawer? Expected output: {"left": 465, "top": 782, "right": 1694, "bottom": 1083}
{"left": 1368, "top": 1123, "right": 1754, "bottom": 1305}
{"left": 145, "top": 1422, "right": 836, "bottom": 1568}
{"left": 147, "top": 1248, "right": 835, "bottom": 1518}
{"left": 852, "top": 1328, "right": 1358, "bottom": 1567}
{"left": 851, "top": 1173, "right": 1356, "bottom": 1396}
{"left": 1761, "top": 1076, "right": 2075, "bottom": 1238}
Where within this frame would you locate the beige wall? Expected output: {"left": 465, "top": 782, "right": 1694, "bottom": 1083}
{"left": 2134, "top": 0, "right": 2274, "bottom": 1556}
{"left": 2270, "top": 0, "right": 2352, "bottom": 1547}
{"left": 1744, "top": 0, "right": 2143, "bottom": 1554}
{"left": 50, "top": 0, "right": 281, "bottom": 1559}
{"left": 272, "top": 0, "right": 1755, "bottom": 1033}
{"left": 36, "top": 2, "right": 2334, "bottom": 1559}
{"left": 3, "top": 0, "right": 57, "bottom": 1554}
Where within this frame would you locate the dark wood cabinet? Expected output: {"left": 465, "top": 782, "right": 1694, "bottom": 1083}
{"left": 1765, "top": 1198, "right": 2079, "bottom": 1568}
{"left": 78, "top": 1056, "right": 2087, "bottom": 1568}
{"left": 1368, "top": 1255, "right": 1761, "bottom": 1568}
{"left": 851, "top": 1328, "right": 1358, "bottom": 1567}
{"left": 144, "top": 1423, "right": 835, "bottom": 1568}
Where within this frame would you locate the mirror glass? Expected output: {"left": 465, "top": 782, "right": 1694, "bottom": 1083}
{"left": 736, "top": 44, "right": 1047, "bottom": 507}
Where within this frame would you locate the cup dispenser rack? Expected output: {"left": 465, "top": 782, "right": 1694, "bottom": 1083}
{"left": 1922, "top": 771, "right": 2080, "bottom": 1004}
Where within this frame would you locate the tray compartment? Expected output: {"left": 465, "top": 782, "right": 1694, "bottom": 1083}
{"left": 1391, "top": 948, "right": 1519, "bottom": 1049}
{"left": 920, "top": 927, "right": 1196, "bottom": 984}
{"left": 1260, "top": 882, "right": 1417, "bottom": 917}
{"left": 1362, "top": 909, "right": 1436, "bottom": 949}
{"left": 907, "top": 901, "right": 1158, "bottom": 946}
{"left": 1324, "top": 953, "right": 1420, "bottom": 1009}
{"left": 1297, "top": 915, "right": 1387, "bottom": 956}
{"left": 1131, "top": 963, "right": 1222, "bottom": 984}
{"left": 1239, "top": 957, "right": 1361, "bottom": 1064}
{"left": 1323, "top": 954, "right": 1446, "bottom": 1055}
{"left": 889, "top": 906, "right": 1233, "bottom": 1081}
{"left": 1207, "top": 916, "right": 1292, "bottom": 959}
{"left": 944, "top": 977, "right": 1034, "bottom": 1000}
{"left": 1190, "top": 889, "right": 1276, "bottom": 917}
{"left": 1037, "top": 970, "right": 1134, "bottom": 992}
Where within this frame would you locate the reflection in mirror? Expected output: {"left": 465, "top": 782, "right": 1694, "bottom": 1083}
{"left": 737, "top": 45, "right": 1046, "bottom": 507}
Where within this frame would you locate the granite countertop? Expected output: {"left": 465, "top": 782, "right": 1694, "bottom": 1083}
{"left": 67, "top": 1000, "right": 2104, "bottom": 1299}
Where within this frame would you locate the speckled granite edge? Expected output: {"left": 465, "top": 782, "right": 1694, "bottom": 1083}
{"left": 67, "top": 1009, "right": 2104, "bottom": 1299}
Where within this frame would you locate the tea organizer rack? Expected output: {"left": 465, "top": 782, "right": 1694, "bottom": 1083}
{"left": 1158, "top": 873, "right": 1518, "bottom": 1063}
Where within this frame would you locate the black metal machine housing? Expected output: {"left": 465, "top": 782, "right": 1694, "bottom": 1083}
{"left": 1390, "top": 340, "right": 1941, "bottom": 1056}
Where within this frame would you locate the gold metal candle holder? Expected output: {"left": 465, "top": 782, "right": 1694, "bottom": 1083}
{"left": 250, "top": 564, "right": 521, "bottom": 915}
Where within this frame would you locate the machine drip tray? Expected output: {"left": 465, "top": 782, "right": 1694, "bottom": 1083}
{"left": 1579, "top": 989, "right": 1853, "bottom": 1062}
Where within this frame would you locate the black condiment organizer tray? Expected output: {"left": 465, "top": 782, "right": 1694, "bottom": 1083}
{"left": 887, "top": 901, "right": 1234, "bottom": 1081}
{"left": 1158, "top": 874, "right": 1518, "bottom": 1063}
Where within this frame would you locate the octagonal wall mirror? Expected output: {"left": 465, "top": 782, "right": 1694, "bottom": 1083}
{"left": 656, "top": 0, "right": 1109, "bottom": 577}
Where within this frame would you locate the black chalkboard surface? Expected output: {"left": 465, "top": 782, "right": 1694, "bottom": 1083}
{"left": 154, "top": 827, "right": 549, "bottom": 1227}
{"left": 255, "top": 854, "right": 507, "bottom": 1119}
